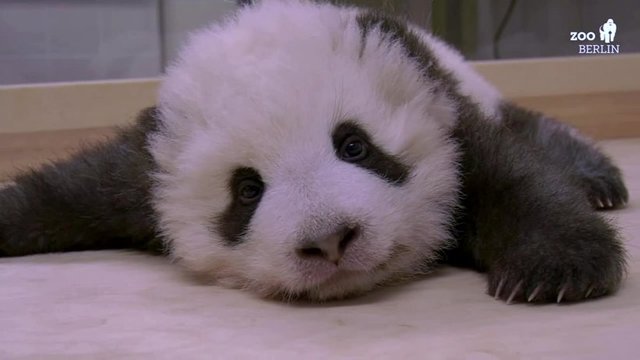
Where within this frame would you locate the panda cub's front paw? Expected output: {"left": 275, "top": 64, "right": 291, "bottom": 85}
{"left": 487, "top": 230, "right": 626, "bottom": 304}
{"left": 574, "top": 150, "right": 629, "bottom": 210}
{"left": 582, "top": 166, "right": 628, "bottom": 210}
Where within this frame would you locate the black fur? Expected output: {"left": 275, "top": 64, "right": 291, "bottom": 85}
{"left": 501, "top": 103, "right": 629, "bottom": 210}
{"left": 215, "top": 167, "right": 264, "bottom": 245}
{"left": 0, "top": 107, "right": 163, "bottom": 256}
{"left": 449, "top": 112, "right": 626, "bottom": 302}
{"left": 332, "top": 121, "right": 410, "bottom": 185}
{"left": 358, "top": 10, "right": 627, "bottom": 302}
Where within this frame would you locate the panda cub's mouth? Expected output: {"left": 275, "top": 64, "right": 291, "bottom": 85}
{"left": 264, "top": 237, "right": 416, "bottom": 301}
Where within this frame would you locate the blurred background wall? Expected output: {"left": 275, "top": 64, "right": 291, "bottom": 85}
{"left": 0, "top": 0, "right": 638, "bottom": 85}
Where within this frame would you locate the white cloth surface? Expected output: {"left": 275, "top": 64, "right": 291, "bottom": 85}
{"left": 1, "top": 139, "right": 639, "bottom": 359}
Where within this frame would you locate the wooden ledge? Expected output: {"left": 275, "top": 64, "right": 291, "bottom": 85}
{"left": 513, "top": 90, "right": 640, "bottom": 140}
{"left": 1, "top": 90, "right": 638, "bottom": 181}
{"left": 0, "top": 127, "right": 117, "bottom": 181}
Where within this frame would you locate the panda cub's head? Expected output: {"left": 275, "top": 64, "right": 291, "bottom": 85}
{"left": 149, "top": 0, "right": 487, "bottom": 300}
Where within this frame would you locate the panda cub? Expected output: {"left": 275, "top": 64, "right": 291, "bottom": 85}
{"left": 0, "top": 0, "right": 628, "bottom": 303}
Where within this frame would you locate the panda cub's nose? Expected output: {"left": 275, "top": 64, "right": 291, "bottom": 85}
{"left": 296, "top": 225, "right": 359, "bottom": 265}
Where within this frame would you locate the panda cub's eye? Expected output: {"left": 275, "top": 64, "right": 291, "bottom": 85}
{"left": 339, "top": 135, "right": 368, "bottom": 162}
{"left": 238, "top": 179, "right": 264, "bottom": 205}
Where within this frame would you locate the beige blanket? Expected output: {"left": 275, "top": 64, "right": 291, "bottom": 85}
{"left": 2, "top": 139, "right": 639, "bottom": 359}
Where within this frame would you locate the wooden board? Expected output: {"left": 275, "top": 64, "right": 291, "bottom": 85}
{"left": 513, "top": 90, "right": 640, "bottom": 140}
{"left": 1, "top": 90, "right": 639, "bottom": 181}
{"left": 1, "top": 55, "right": 639, "bottom": 134}
{"left": 0, "top": 127, "right": 117, "bottom": 181}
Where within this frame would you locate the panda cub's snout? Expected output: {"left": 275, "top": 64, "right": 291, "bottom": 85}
{"left": 295, "top": 223, "right": 361, "bottom": 265}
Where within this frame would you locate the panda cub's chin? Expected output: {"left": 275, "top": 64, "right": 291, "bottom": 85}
{"left": 248, "top": 259, "right": 413, "bottom": 302}
{"left": 255, "top": 269, "right": 382, "bottom": 302}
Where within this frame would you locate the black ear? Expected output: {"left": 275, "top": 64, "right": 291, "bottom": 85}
{"left": 355, "top": 10, "right": 481, "bottom": 124}
{"left": 356, "top": 11, "right": 431, "bottom": 64}
{"left": 0, "top": 107, "right": 163, "bottom": 257}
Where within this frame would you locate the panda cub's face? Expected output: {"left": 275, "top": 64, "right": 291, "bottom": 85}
{"left": 151, "top": 1, "right": 460, "bottom": 300}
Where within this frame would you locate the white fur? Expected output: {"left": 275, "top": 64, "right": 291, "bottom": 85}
{"left": 149, "top": 0, "right": 491, "bottom": 300}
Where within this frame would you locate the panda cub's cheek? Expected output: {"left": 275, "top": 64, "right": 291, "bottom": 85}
{"left": 214, "top": 167, "right": 265, "bottom": 246}
{"left": 203, "top": 121, "right": 416, "bottom": 294}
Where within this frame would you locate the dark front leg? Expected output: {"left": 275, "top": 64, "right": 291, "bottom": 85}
{"left": 0, "top": 108, "right": 163, "bottom": 257}
{"left": 449, "top": 116, "right": 626, "bottom": 303}
{"left": 501, "top": 102, "right": 628, "bottom": 210}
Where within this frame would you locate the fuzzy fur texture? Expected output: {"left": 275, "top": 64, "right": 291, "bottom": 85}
{"left": 152, "top": 1, "right": 460, "bottom": 299}
{"left": 0, "top": 0, "right": 628, "bottom": 303}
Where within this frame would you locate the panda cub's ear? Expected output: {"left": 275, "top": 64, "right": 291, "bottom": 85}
{"left": 356, "top": 11, "right": 427, "bottom": 57}
{"left": 355, "top": 10, "right": 483, "bottom": 127}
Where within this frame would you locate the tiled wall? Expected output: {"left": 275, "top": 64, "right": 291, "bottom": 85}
{"left": 1, "top": 0, "right": 637, "bottom": 85}
{"left": 0, "top": 0, "right": 163, "bottom": 85}
{"left": 0, "top": 0, "right": 238, "bottom": 86}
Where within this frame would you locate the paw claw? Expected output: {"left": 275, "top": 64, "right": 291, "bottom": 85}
{"left": 596, "top": 199, "right": 605, "bottom": 208}
{"left": 528, "top": 283, "right": 543, "bottom": 302}
{"left": 507, "top": 281, "right": 522, "bottom": 304}
{"left": 494, "top": 278, "right": 505, "bottom": 300}
{"left": 616, "top": 198, "right": 627, "bottom": 208}
{"left": 585, "top": 286, "right": 594, "bottom": 298}
{"left": 605, "top": 198, "right": 613, "bottom": 208}
{"left": 557, "top": 284, "right": 568, "bottom": 303}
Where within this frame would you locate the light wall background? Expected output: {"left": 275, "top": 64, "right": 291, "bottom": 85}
{"left": 0, "top": 0, "right": 638, "bottom": 85}
{"left": 0, "top": 0, "right": 236, "bottom": 85}
{"left": 0, "top": 0, "right": 161, "bottom": 85}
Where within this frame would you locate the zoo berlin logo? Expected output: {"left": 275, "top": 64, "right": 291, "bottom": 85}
{"left": 570, "top": 19, "right": 620, "bottom": 54}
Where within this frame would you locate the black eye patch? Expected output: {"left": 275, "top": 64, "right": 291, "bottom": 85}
{"left": 215, "top": 167, "right": 265, "bottom": 246}
{"left": 332, "top": 122, "right": 410, "bottom": 185}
